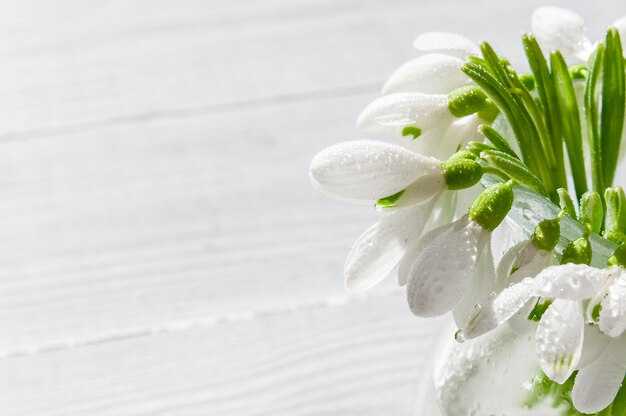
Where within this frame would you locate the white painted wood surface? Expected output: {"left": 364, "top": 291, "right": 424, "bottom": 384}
{"left": 0, "top": 1, "right": 623, "bottom": 414}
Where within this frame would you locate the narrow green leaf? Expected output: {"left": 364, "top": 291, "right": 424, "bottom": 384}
{"left": 482, "top": 149, "right": 548, "bottom": 196}
{"left": 601, "top": 28, "right": 626, "bottom": 188}
{"left": 480, "top": 125, "right": 519, "bottom": 159}
{"left": 551, "top": 50, "right": 588, "bottom": 199}
{"left": 585, "top": 44, "right": 605, "bottom": 194}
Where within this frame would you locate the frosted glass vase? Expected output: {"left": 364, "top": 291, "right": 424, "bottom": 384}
{"left": 413, "top": 319, "right": 563, "bottom": 416}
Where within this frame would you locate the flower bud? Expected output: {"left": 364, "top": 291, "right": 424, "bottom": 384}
{"left": 579, "top": 191, "right": 603, "bottom": 234}
{"left": 469, "top": 181, "right": 514, "bottom": 231}
{"left": 604, "top": 187, "right": 626, "bottom": 243}
{"left": 447, "top": 86, "right": 490, "bottom": 118}
{"left": 532, "top": 218, "right": 561, "bottom": 251}
{"left": 561, "top": 236, "right": 592, "bottom": 265}
{"left": 440, "top": 155, "right": 483, "bottom": 190}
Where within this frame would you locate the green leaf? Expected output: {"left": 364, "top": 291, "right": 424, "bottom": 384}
{"left": 480, "top": 125, "right": 519, "bottom": 159}
{"left": 482, "top": 150, "right": 548, "bottom": 196}
{"left": 551, "top": 50, "right": 588, "bottom": 200}
{"left": 585, "top": 43, "right": 606, "bottom": 194}
{"left": 601, "top": 29, "right": 626, "bottom": 188}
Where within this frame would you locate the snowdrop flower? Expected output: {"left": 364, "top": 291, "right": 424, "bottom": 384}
{"left": 413, "top": 32, "right": 480, "bottom": 58}
{"left": 462, "top": 262, "right": 613, "bottom": 380}
{"left": 405, "top": 181, "right": 514, "bottom": 317}
{"left": 458, "top": 218, "right": 560, "bottom": 339}
{"left": 532, "top": 6, "right": 626, "bottom": 62}
{"left": 531, "top": 6, "right": 595, "bottom": 61}
{"left": 357, "top": 87, "right": 497, "bottom": 159}
{"left": 309, "top": 140, "right": 485, "bottom": 290}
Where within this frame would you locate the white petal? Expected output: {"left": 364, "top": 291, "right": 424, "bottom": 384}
{"left": 461, "top": 277, "right": 535, "bottom": 340}
{"left": 572, "top": 339, "right": 626, "bottom": 414}
{"left": 413, "top": 32, "right": 480, "bottom": 58}
{"left": 397, "top": 218, "right": 453, "bottom": 286}
{"left": 344, "top": 202, "right": 436, "bottom": 290}
{"left": 577, "top": 324, "right": 610, "bottom": 369}
{"left": 377, "top": 174, "right": 445, "bottom": 210}
{"left": 495, "top": 240, "right": 531, "bottom": 286}
{"left": 510, "top": 250, "right": 552, "bottom": 288}
{"left": 382, "top": 53, "right": 469, "bottom": 95}
{"left": 491, "top": 216, "right": 528, "bottom": 265}
{"left": 356, "top": 93, "right": 451, "bottom": 136}
{"left": 533, "top": 263, "right": 610, "bottom": 300}
{"left": 436, "top": 114, "right": 483, "bottom": 160}
{"left": 531, "top": 6, "right": 593, "bottom": 61}
{"left": 600, "top": 270, "right": 626, "bottom": 337}
{"left": 536, "top": 299, "right": 584, "bottom": 383}
{"left": 309, "top": 140, "right": 440, "bottom": 200}
{"left": 453, "top": 240, "right": 496, "bottom": 328}
{"left": 403, "top": 125, "right": 448, "bottom": 156}
{"left": 407, "top": 217, "right": 487, "bottom": 317}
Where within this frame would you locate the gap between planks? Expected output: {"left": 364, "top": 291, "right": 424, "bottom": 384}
{"left": 0, "top": 82, "right": 380, "bottom": 143}
{"left": 0, "top": 286, "right": 402, "bottom": 360}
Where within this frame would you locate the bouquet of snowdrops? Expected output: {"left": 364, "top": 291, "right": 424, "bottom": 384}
{"left": 310, "top": 6, "right": 626, "bottom": 415}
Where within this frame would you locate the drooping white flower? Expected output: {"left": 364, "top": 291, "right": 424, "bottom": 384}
{"left": 343, "top": 198, "right": 439, "bottom": 290}
{"left": 404, "top": 181, "right": 515, "bottom": 318}
{"left": 309, "top": 140, "right": 445, "bottom": 203}
{"left": 531, "top": 6, "right": 595, "bottom": 61}
{"left": 382, "top": 53, "right": 471, "bottom": 95}
{"left": 413, "top": 32, "right": 480, "bottom": 58}
{"left": 309, "top": 139, "right": 476, "bottom": 291}
{"left": 406, "top": 214, "right": 490, "bottom": 317}
{"left": 460, "top": 263, "right": 614, "bottom": 383}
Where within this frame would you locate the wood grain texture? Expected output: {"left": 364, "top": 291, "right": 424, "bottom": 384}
{"left": 0, "top": 295, "right": 444, "bottom": 416}
{"left": 0, "top": 0, "right": 625, "bottom": 415}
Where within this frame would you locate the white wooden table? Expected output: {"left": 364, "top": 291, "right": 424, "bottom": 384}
{"left": 0, "top": 1, "right": 622, "bottom": 414}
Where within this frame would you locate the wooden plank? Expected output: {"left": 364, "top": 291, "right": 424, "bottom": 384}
{"left": 0, "top": 295, "right": 444, "bottom": 416}
{"left": 0, "top": 93, "right": 386, "bottom": 349}
{"left": 0, "top": 0, "right": 620, "bottom": 138}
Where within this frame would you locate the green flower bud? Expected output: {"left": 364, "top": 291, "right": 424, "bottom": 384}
{"left": 440, "top": 157, "right": 483, "bottom": 190}
{"left": 477, "top": 99, "right": 499, "bottom": 123}
{"left": 579, "top": 191, "right": 603, "bottom": 234}
{"left": 469, "top": 181, "right": 514, "bottom": 231}
{"left": 531, "top": 218, "right": 561, "bottom": 251}
{"left": 604, "top": 187, "right": 626, "bottom": 243}
{"left": 608, "top": 243, "right": 626, "bottom": 267}
{"left": 557, "top": 188, "right": 577, "bottom": 219}
{"left": 447, "top": 86, "right": 490, "bottom": 118}
{"left": 561, "top": 236, "right": 592, "bottom": 265}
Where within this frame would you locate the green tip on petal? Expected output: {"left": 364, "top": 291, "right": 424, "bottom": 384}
{"left": 561, "top": 236, "right": 592, "bottom": 265}
{"left": 447, "top": 85, "right": 490, "bottom": 118}
{"left": 376, "top": 189, "right": 405, "bottom": 209}
{"left": 532, "top": 218, "right": 561, "bottom": 251}
{"left": 528, "top": 299, "right": 552, "bottom": 322}
{"left": 469, "top": 181, "right": 514, "bottom": 231}
{"left": 401, "top": 126, "right": 422, "bottom": 139}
